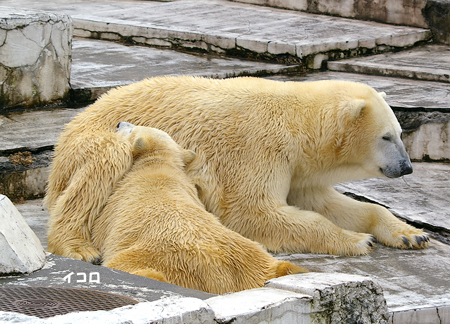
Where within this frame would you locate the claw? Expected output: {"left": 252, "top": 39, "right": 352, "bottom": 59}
{"left": 416, "top": 236, "right": 425, "bottom": 246}
{"left": 402, "top": 236, "right": 410, "bottom": 247}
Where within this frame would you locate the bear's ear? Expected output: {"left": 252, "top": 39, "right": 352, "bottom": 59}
{"left": 379, "top": 92, "right": 386, "bottom": 99}
{"left": 183, "top": 150, "right": 196, "bottom": 164}
{"left": 347, "top": 99, "right": 366, "bottom": 119}
{"left": 132, "top": 137, "right": 152, "bottom": 156}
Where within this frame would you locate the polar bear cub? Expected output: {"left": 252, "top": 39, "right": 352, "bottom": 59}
{"left": 92, "top": 122, "right": 306, "bottom": 294}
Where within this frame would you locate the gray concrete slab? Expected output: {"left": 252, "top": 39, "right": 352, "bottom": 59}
{"left": 1, "top": 0, "right": 431, "bottom": 66}
{"left": 328, "top": 44, "right": 450, "bottom": 83}
{"left": 70, "top": 38, "right": 300, "bottom": 90}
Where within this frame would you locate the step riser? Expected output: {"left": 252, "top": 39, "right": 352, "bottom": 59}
{"left": 1, "top": 118, "right": 448, "bottom": 201}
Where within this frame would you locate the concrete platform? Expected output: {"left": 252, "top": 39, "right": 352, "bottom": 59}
{"left": 328, "top": 44, "right": 450, "bottom": 83}
{"left": 11, "top": 160, "right": 450, "bottom": 320}
{"left": 1, "top": 0, "right": 431, "bottom": 68}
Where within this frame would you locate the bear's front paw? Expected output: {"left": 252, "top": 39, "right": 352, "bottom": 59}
{"left": 397, "top": 231, "right": 430, "bottom": 249}
{"left": 375, "top": 222, "right": 430, "bottom": 249}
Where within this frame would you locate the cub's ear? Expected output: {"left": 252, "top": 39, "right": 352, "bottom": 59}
{"left": 347, "top": 99, "right": 366, "bottom": 119}
{"left": 132, "top": 137, "right": 152, "bottom": 156}
{"left": 183, "top": 150, "right": 196, "bottom": 164}
{"left": 379, "top": 92, "right": 386, "bottom": 99}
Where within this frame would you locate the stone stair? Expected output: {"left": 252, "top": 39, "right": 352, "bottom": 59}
{"left": 1, "top": 0, "right": 450, "bottom": 322}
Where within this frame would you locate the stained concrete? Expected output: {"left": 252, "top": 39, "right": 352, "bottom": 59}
{"left": 0, "top": 253, "right": 214, "bottom": 302}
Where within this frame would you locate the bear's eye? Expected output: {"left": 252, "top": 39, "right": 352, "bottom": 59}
{"left": 382, "top": 134, "right": 392, "bottom": 142}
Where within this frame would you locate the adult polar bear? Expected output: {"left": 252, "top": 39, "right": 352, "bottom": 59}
{"left": 46, "top": 76, "right": 429, "bottom": 263}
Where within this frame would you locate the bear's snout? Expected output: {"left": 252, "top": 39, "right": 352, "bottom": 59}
{"left": 400, "top": 160, "right": 413, "bottom": 176}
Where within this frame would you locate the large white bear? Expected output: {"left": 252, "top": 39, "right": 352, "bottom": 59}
{"left": 46, "top": 76, "right": 429, "bottom": 263}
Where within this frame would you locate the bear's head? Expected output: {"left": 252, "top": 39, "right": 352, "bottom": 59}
{"left": 117, "top": 122, "right": 196, "bottom": 165}
{"left": 337, "top": 84, "right": 412, "bottom": 180}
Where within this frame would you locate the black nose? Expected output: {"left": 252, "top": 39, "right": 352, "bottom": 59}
{"left": 400, "top": 161, "right": 413, "bottom": 176}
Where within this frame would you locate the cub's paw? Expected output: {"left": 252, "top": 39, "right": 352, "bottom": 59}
{"left": 132, "top": 269, "right": 168, "bottom": 282}
{"left": 52, "top": 241, "right": 102, "bottom": 264}
{"left": 275, "top": 261, "right": 308, "bottom": 277}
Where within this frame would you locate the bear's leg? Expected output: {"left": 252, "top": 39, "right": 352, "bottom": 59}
{"left": 303, "top": 186, "right": 429, "bottom": 249}
{"left": 227, "top": 205, "right": 376, "bottom": 256}
{"left": 47, "top": 133, "right": 133, "bottom": 263}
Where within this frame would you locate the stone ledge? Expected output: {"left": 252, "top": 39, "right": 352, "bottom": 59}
{"left": 231, "top": 0, "right": 450, "bottom": 45}
{"left": 0, "top": 7, "right": 73, "bottom": 111}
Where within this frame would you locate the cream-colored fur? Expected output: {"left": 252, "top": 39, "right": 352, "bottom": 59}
{"left": 46, "top": 76, "right": 429, "bottom": 263}
{"left": 92, "top": 124, "right": 306, "bottom": 294}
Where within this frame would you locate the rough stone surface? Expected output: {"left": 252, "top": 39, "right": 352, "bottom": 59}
{"left": 0, "top": 8, "right": 73, "bottom": 110}
{"left": 205, "top": 287, "right": 312, "bottom": 323}
{"left": 266, "top": 273, "right": 389, "bottom": 324}
{"left": 0, "top": 194, "right": 45, "bottom": 274}
{"left": 328, "top": 45, "right": 450, "bottom": 83}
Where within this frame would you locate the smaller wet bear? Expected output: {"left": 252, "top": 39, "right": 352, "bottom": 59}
{"left": 92, "top": 122, "right": 306, "bottom": 294}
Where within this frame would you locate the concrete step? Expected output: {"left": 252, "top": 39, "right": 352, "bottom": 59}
{"left": 1, "top": 0, "right": 431, "bottom": 69}
{"left": 233, "top": 0, "right": 450, "bottom": 45}
{"left": 328, "top": 44, "right": 450, "bottom": 83}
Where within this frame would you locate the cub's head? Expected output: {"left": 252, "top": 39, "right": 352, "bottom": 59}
{"left": 336, "top": 83, "right": 412, "bottom": 179}
{"left": 116, "top": 122, "right": 196, "bottom": 165}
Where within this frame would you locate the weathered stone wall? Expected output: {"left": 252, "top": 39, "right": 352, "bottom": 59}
{"left": 0, "top": 8, "right": 73, "bottom": 111}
